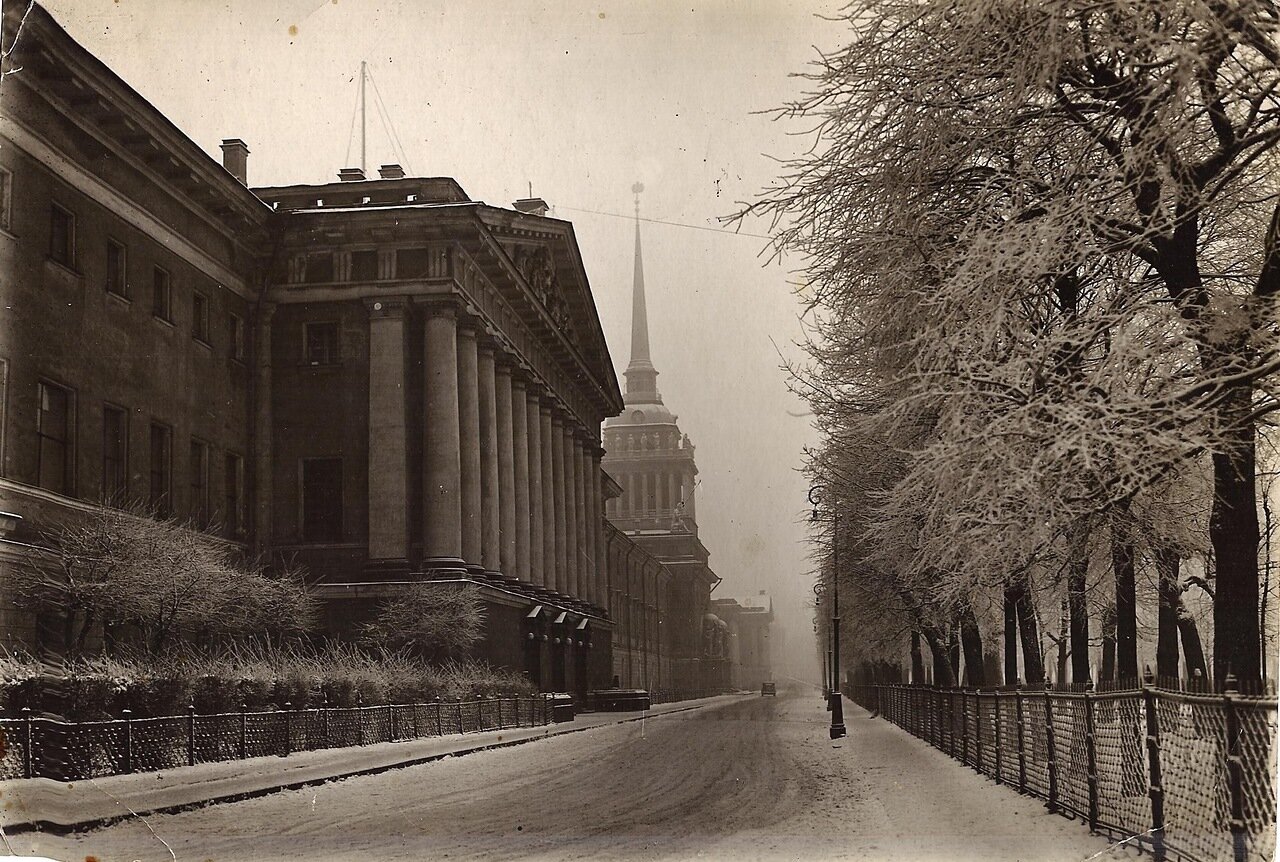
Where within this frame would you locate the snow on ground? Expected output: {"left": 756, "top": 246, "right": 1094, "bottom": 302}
{"left": 7, "top": 688, "right": 1129, "bottom": 861}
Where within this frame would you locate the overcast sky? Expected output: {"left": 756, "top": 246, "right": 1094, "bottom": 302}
{"left": 41, "top": 0, "right": 846, "bottom": 680}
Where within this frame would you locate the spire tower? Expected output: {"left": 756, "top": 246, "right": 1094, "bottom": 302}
{"left": 625, "top": 182, "right": 660, "bottom": 405}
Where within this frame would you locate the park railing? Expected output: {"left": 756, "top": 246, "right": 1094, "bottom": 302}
{"left": 848, "top": 683, "right": 1278, "bottom": 862}
{"left": 0, "top": 695, "right": 552, "bottom": 783}
{"left": 649, "top": 687, "right": 719, "bottom": 705}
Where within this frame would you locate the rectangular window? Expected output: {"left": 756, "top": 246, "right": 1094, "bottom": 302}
{"left": 149, "top": 422, "right": 172, "bottom": 515}
{"left": 50, "top": 203, "right": 75, "bottom": 268}
{"left": 0, "top": 167, "right": 12, "bottom": 232}
{"left": 36, "top": 381, "right": 73, "bottom": 494}
{"left": 189, "top": 438, "right": 209, "bottom": 525}
{"left": 102, "top": 404, "right": 128, "bottom": 501}
{"left": 192, "top": 291, "right": 209, "bottom": 343}
{"left": 224, "top": 452, "right": 244, "bottom": 539}
{"left": 304, "top": 252, "right": 335, "bottom": 283}
{"left": 395, "top": 247, "right": 430, "bottom": 279}
{"left": 350, "top": 249, "right": 378, "bottom": 281}
{"left": 228, "top": 312, "right": 245, "bottom": 362}
{"left": 152, "top": 266, "right": 171, "bottom": 321}
{"left": 304, "top": 321, "right": 340, "bottom": 366}
{"left": 106, "top": 238, "right": 127, "bottom": 298}
{"left": 301, "top": 457, "right": 343, "bottom": 542}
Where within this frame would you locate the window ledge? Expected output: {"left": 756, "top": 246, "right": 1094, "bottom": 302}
{"left": 193, "top": 337, "right": 213, "bottom": 351}
{"left": 43, "top": 257, "right": 81, "bottom": 280}
{"left": 106, "top": 290, "right": 132, "bottom": 306}
{"left": 298, "top": 361, "right": 344, "bottom": 370}
{"left": 152, "top": 314, "right": 174, "bottom": 328}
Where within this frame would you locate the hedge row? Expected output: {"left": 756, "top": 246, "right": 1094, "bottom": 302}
{"left": 0, "top": 644, "right": 537, "bottom": 720}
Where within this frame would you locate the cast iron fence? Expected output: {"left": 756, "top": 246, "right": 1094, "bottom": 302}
{"left": 0, "top": 695, "right": 551, "bottom": 782}
{"left": 849, "top": 683, "right": 1278, "bottom": 862}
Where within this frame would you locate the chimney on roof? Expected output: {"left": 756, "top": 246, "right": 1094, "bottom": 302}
{"left": 338, "top": 167, "right": 366, "bottom": 182}
{"left": 513, "top": 197, "right": 549, "bottom": 217}
{"left": 220, "top": 139, "right": 249, "bottom": 185}
{"left": 378, "top": 164, "right": 406, "bottom": 180}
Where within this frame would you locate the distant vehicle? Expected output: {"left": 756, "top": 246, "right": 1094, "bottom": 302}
{"left": 761, "top": 682, "right": 777, "bottom": 696}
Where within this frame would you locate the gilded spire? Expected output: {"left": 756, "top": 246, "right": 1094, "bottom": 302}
{"left": 625, "top": 182, "right": 660, "bottom": 404}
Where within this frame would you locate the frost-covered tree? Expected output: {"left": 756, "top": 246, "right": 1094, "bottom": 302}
{"left": 752, "top": 0, "right": 1280, "bottom": 688}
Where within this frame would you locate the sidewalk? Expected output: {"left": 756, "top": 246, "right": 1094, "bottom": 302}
{"left": 0, "top": 694, "right": 745, "bottom": 834}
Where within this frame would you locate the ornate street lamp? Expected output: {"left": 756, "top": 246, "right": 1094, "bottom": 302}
{"left": 809, "top": 485, "right": 846, "bottom": 740}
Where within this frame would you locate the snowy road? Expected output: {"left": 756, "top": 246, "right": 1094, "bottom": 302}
{"left": 10, "top": 687, "right": 1122, "bottom": 861}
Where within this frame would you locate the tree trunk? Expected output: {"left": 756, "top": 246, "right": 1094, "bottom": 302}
{"left": 947, "top": 620, "right": 961, "bottom": 681}
{"left": 1177, "top": 603, "right": 1210, "bottom": 689}
{"left": 959, "top": 601, "right": 985, "bottom": 687}
{"left": 1112, "top": 519, "right": 1138, "bottom": 686}
{"left": 921, "top": 626, "right": 956, "bottom": 687}
{"left": 1003, "top": 585, "right": 1019, "bottom": 684}
{"left": 1101, "top": 604, "right": 1116, "bottom": 686}
{"left": 1067, "top": 526, "right": 1091, "bottom": 687}
{"left": 1056, "top": 597, "right": 1069, "bottom": 688}
{"left": 910, "top": 630, "right": 925, "bottom": 685}
{"left": 1210, "top": 385, "right": 1261, "bottom": 688}
{"left": 1155, "top": 548, "right": 1181, "bottom": 682}
{"left": 1013, "top": 580, "right": 1044, "bottom": 686}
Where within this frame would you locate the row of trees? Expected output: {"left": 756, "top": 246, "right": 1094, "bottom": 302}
{"left": 10, "top": 503, "right": 483, "bottom": 661}
{"left": 750, "top": 0, "right": 1280, "bottom": 689}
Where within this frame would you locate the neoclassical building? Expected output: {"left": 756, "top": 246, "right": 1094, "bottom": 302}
{"left": 602, "top": 210, "right": 720, "bottom": 692}
{"left": 0, "top": 1, "right": 662, "bottom": 699}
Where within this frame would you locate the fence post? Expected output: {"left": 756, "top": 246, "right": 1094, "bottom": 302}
{"left": 1084, "top": 691, "right": 1099, "bottom": 833}
{"left": 121, "top": 709, "right": 134, "bottom": 775}
{"left": 1223, "top": 675, "right": 1247, "bottom": 862}
{"left": 993, "top": 692, "right": 1002, "bottom": 784}
{"left": 434, "top": 698, "right": 443, "bottom": 736}
{"left": 238, "top": 702, "right": 247, "bottom": 760}
{"left": 388, "top": 702, "right": 396, "bottom": 742}
{"left": 1015, "top": 691, "right": 1027, "bottom": 794}
{"left": 457, "top": 700, "right": 465, "bottom": 732}
{"left": 282, "top": 702, "right": 292, "bottom": 757}
{"left": 948, "top": 691, "right": 957, "bottom": 760}
{"left": 1044, "top": 690, "right": 1058, "bottom": 814}
{"left": 497, "top": 698, "right": 505, "bottom": 731}
{"left": 187, "top": 701, "right": 196, "bottom": 767}
{"left": 21, "top": 707, "right": 33, "bottom": 779}
{"left": 356, "top": 693, "right": 365, "bottom": 746}
{"left": 1143, "top": 686, "right": 1166, "bottom": 862}
{"left": 322, "top": 694, "right": 330, "bottom": 748}
{"left": 962, "top": 692, "right": 971, "bottom": 766}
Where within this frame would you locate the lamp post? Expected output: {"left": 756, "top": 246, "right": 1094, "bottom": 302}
{"left": 809, "top": 485, "right": 846, "bottom": 740}
{"left": 814, "top": 582, "right": 830, "bottom": 702}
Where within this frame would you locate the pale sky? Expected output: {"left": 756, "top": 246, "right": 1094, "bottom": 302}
{"left": 40, "top": 0, "right": 846, "bottom": 680}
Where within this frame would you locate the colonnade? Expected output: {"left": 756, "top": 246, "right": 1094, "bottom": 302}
{"left": 366, "top": 297, "right": 606, "bottom": 609}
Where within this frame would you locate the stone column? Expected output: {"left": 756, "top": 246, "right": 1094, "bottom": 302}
{"left": 523, "top": 386, "right": 543, "bottom": 586}
{"left": 477, "top": 343, "right": 501, "bottom": 577}
{"left": 457, "top": 324, "right": 483, "bottom": 573}
{"left": 495, "top": 360, "right": 517, "bottom": 578}
{"left": 539, "top": 402, "right": 556, "bottom": 591}
{"left": 422, "top": 303, "right": 463, "bottom": 569}
{"left": 551, "top": 412, "right": 568, "bottom": 592}
{"left": 364, "top": 297, "right": 408, "bottom": 563}
{"left": 668, "top": 472, "right": 679, "bottom": 515}
{"left": 573, "top": 434, "right": 590, "bottom": 605}
{"left": 586, "top": 444, "right": 601, "bottom": 607}
{"left": 562, "top": 423, "right": 580, "bottom": 600}
{"left": 591, "top": 448, "right": 606, "bottom": 609}
{"left": 252, "top": 301, "right": 275, "bottom": 554}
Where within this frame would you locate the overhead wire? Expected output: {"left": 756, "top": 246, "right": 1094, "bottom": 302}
{"left": 367, "top": 66, "right": 413, "bottom": 174}
{"left": 342, "top": 64, "right": 361, "bottom": 170}
{"left": 552, "top": 204, "right": 773, "bottom": 240}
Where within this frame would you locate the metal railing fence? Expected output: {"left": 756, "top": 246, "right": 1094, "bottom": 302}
{"left": 849, "top": 683, "right": 1278, "bottom": 862}
{"left": 0, "top": 695, "right": 551, "bottom": 783}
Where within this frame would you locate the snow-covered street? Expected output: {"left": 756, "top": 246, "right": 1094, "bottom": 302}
{"left": 9, "top": 687, "right": 1124, "bottom": 862}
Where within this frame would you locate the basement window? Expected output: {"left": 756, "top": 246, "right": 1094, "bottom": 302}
{"left": 304, "top": 321, "right": 340, "bottom": 366}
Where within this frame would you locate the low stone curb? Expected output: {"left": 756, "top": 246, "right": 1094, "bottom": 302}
{"left": 0, "top": 694, "right": 745, "bottom": 835}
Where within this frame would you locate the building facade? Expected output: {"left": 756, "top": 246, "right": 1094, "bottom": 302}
{"left": 0, "top": 2, "right": 669, "bottom": 699}
{"left": 602, "top": 209, "right": 721, "bottom": 693}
